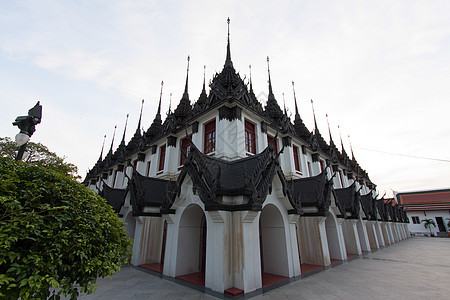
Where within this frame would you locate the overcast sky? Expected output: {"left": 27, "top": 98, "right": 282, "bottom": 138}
{"left": 1, "top": 0, "right": 449, "bottom": 197}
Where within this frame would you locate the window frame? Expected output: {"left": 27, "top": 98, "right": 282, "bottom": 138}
{"left": 158, "top": 144, "right": 166, "bottom": 172}
{"left": 293, "top": 145, "right": 301, "bottom": 172}
{"left": 204, "top": 119, "right": 216, "bottom": 154}
{"left": 180, "top": 136, "right": 192, "bottom": 166}
{"left": 267, "top": 134, "right": 278, "bottom": 155}
{"left": 245, "top": 119, "right": 256, "bottom": 154}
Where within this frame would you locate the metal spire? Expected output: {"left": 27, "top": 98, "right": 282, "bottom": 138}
{"left": 224, "top": 17, "right": 233, "bottom": 68}
{"left": 249, "top": 65, "right": 253, "bottom": 93}
{"left": 267, "top": 56, "right": 274, "bottom": 96}
{"left": 311, "top": 99, "right": 318, "bottom": 133}
{"left": 183, "top": 55, "right": 190, "bottom": 96}
{"left": 109, "top": 125, "right": 117, "bottom": 154}
{"left": 136, "top": 99, "right": 144, "bottom": 134}
{"left": 168, "top": 93, "right": 172, "bottom": 113}
{"left": 98, "top": 134, "right": 106, "bottom": 162}
{"left": 202, "top": 65, "right": 206, "bottom": 93}
{"left": 292, "top": 81, "right": 299, "bottom": 117}
{"left": 338, "top": 125, "right": 345, "bottom": 152}
{"left": 283, "top": 92, "right": 287, "bottom": 114}
{"left": 326, "top": 114, "right": 333, "bottom": 144}
{"left": 157, "top": 80, "right": 163, "bottom": 117}
{"left": 121, "top": 114, "right": 129, "bottom": 143}
{"left": 348, "top": 135, "right": 355, "bottom": 160}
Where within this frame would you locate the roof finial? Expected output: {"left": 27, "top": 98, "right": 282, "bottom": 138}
{"left": 348, "top": 134, "right": 355, "bottom": 160}
{"left": 98, "top": 134, "right": 106, "bottom": 162}
{"left": 121, "top": 114, "right": 129, "bottom": 143}
{"left": 136, "top": 99, "right": 144, "bottom": 134}
{"left": 248, "top": 65, "right": 254, "bottom": 93}
{"left": 109, "top": 125, "right": 117, "bottom": 154}
{"left": 184, "top": 55, "right": 190, "bottom": 96}
{"left": 202, "top": 65, "right": 206, "bottom": 93}
{"left": 168, "top": 93, "right": 172, "bottom": 113}
{"left": 311, "top": 99, "right": 318, "bottom": 133}
{"left": 267, "top": 56, "right": 274, "bottom": 96}
{"left": 292, "top": 81, "right": 299, "bottom": 117}
{"left": 158, "top": 80, "right": 163, "bottom": 116}
{"left": 224, "top": 17, "right": 233, "bottom": 68}
{"left": 338, "top": 125, "right": 345, "bottom": 152}
{"left": 283, "top": 92, "right": 287, "bottom": 114}
{"left": 326, "top": 113, "right": 333, "bottom": 143}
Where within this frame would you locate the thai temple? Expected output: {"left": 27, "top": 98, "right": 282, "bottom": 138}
{"left": 84, "top": 19, "right": 410, "bottom": 296}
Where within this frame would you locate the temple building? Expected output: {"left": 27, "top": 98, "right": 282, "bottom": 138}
{"left": 396, "top": 189, "right": 450, "bottom": 237}
{"left": 84, "top": 19, "right": 410, "bottom": 296}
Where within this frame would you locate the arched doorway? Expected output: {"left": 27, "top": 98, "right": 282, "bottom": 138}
{"left": 325, "top": 213, "right": 344, "bottom": 263}
{"left": 175, "top": 204, "right": 206, "bottom": 286}
{"left": 259, "top": 204, "right": 289, "bottom": 286}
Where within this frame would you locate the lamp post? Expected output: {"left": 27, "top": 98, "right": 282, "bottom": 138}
{"left": 12, "top": 101, "right": 42, "bottom": 161}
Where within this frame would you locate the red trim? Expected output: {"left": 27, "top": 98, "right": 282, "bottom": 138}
{"left": 158, "top": 145, "right": 166, "bottom": 171}
{"left": 204, "top": 119, "right": 216, "bottom": 154}
{"left": 245, "top": 120, "right": 256, "bottom": 154}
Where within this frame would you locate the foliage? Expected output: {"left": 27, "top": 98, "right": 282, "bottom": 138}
{"left": 0, "top": 137, "right": 80, "bottom": 180}
{"left": 0, "top": 158, "right": 132, "bottom": 299}
{"left": 421, "top": 218, "right": 436, "bottom": 236}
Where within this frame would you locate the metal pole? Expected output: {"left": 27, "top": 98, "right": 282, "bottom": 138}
{"left": 16, "top": 144, "right": 27, "bottom": 161}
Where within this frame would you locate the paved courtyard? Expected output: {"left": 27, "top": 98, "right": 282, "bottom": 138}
{"left": 76, "top": 237, "right": 450, "bottom": 299}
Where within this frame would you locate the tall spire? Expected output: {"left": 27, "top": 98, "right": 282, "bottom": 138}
{"left": 267, "top": 56, "right": 274, "bottom": 97}
{"left": 109, "top": 125, "right": 117, "bottom": 155}
{"left": 283, "top": 92, "right": 287, "bottom": 115}
{"left": 338, "top": 125, "right": 345, "bottom": 152}
{"left": 157, "top": 81, "right": 163, "bottom": 119}
{"left": 348, "top": 135, "right": 355, "bottom": 160}
{"left": 311, "top": 99, "right": 318, "bottom": 133}
{"left": 121, "top": 114, "right": 129, "bottom": 144}
{"left": 326, "top": 114, "right": 333, "bottom": 144}
{"left": 202, "top": 65, "right": 206, "bottom": 93}
{"left": 136, "top": 99, "right": 144, "bottom": 135}
{"left": 98, "top": 134, "right": 106, "bottom": 162}
{"left": 183, "top": 55, "right": 190, "bottom": 98}
{"left": 249, "top": 65, "right": 254, "bottom": 93}
{"left": 224, "top": 17, "right": 233, "bottom": 68}
{"left": 168, "top": 93, "right": 172, "bottom": 113}
{"left": 292, "top": 81, "right": 299, "bottom": 118}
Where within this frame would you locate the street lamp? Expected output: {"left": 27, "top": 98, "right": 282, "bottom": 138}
{"left": 12, "top": 101, "right": 42, "bottom": 161}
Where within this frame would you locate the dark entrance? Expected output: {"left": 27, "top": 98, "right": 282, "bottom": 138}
{"left": 435, "top": 217, "right": 446, "bottom": 232}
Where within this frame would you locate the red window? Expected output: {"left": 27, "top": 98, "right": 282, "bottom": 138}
{"left": 146, "top": 161, "right": 151, "bottom": 177}
{"left": 245, "top": 120, "right": 256, "bottom": 154}
{"left": 180, "top": 137, "right": 191, "bottom": 165}
{"left": 293, "top": 145, "right": 301, "bottom": 172}
{"left": 204, "top": 119, "right": 216, "bottom": 154}
{"left": 158, "top": 145, "right": 166, "bottom": 171}
{"left": 133, "top": 159, "right": 138, "bottom": 169}
{"left": 267, "top": 135, "right": 278, "bottom": 155}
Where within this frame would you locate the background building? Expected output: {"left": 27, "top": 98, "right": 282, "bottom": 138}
{"left": 396, "top": 189, "right": 450, "bottom": 237}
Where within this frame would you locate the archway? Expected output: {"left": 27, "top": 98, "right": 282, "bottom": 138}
{"left": 325, "top": 213, "right": 344, "bottom": 263}
{"left": 259, "top": 204, "right": 289, "bottom": 287}
{"left": 175, "top": 204, "right": 206, "bottom": 286}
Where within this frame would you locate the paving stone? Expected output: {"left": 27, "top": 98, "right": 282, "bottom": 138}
{"left": 71, "top": 237, "right": 449, "bottom": 299}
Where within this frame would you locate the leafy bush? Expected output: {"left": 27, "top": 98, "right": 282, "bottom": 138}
{"left": 0, "top": 158, "right": 132, "bottom": 299}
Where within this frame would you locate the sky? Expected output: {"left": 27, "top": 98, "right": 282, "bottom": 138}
{"left": 1, "top": 0, "right": 449, "bottom": 197}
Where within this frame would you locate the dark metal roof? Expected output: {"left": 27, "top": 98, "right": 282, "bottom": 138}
{"left": 99, "top": 182, "right": 127, "bottom": 214}
{"left": 164, "top": 142, "right": 302, "bottom": 213}
{"left": 334, "top": 183, "right": 361, "bottom": 219}
{"left": 360, "top": 193, "right": 377, "bottom": 220}
{"left": 289, "top": 169, "right": 332, "bottom": 216}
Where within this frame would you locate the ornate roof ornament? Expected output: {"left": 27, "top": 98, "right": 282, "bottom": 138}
{"left": 126, "top": 100, "right": 145, "bottom": 152}
{"left": 249, "top": 65, "right": 254, "bottom": 94}
{"left": 97, "top": 134, "right": 106, "bottom": 163}
{"left": 173, "top": 56, "right": 193, "bottom": 123}
{"left": 264, "top": 56, "right": 283, "bottom": 121}
{"left": 224, "top": 17, "right": 233, "bottom": 69}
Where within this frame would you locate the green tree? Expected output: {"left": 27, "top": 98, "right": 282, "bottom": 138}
{"left": 421, "top": 218, "right": 436, "bottom": 236}
{"left": 0, "top": 157, "right": 132, "bottom": 299}
{"left": 0, "top": 137, "right": 80, "bottom": 180}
